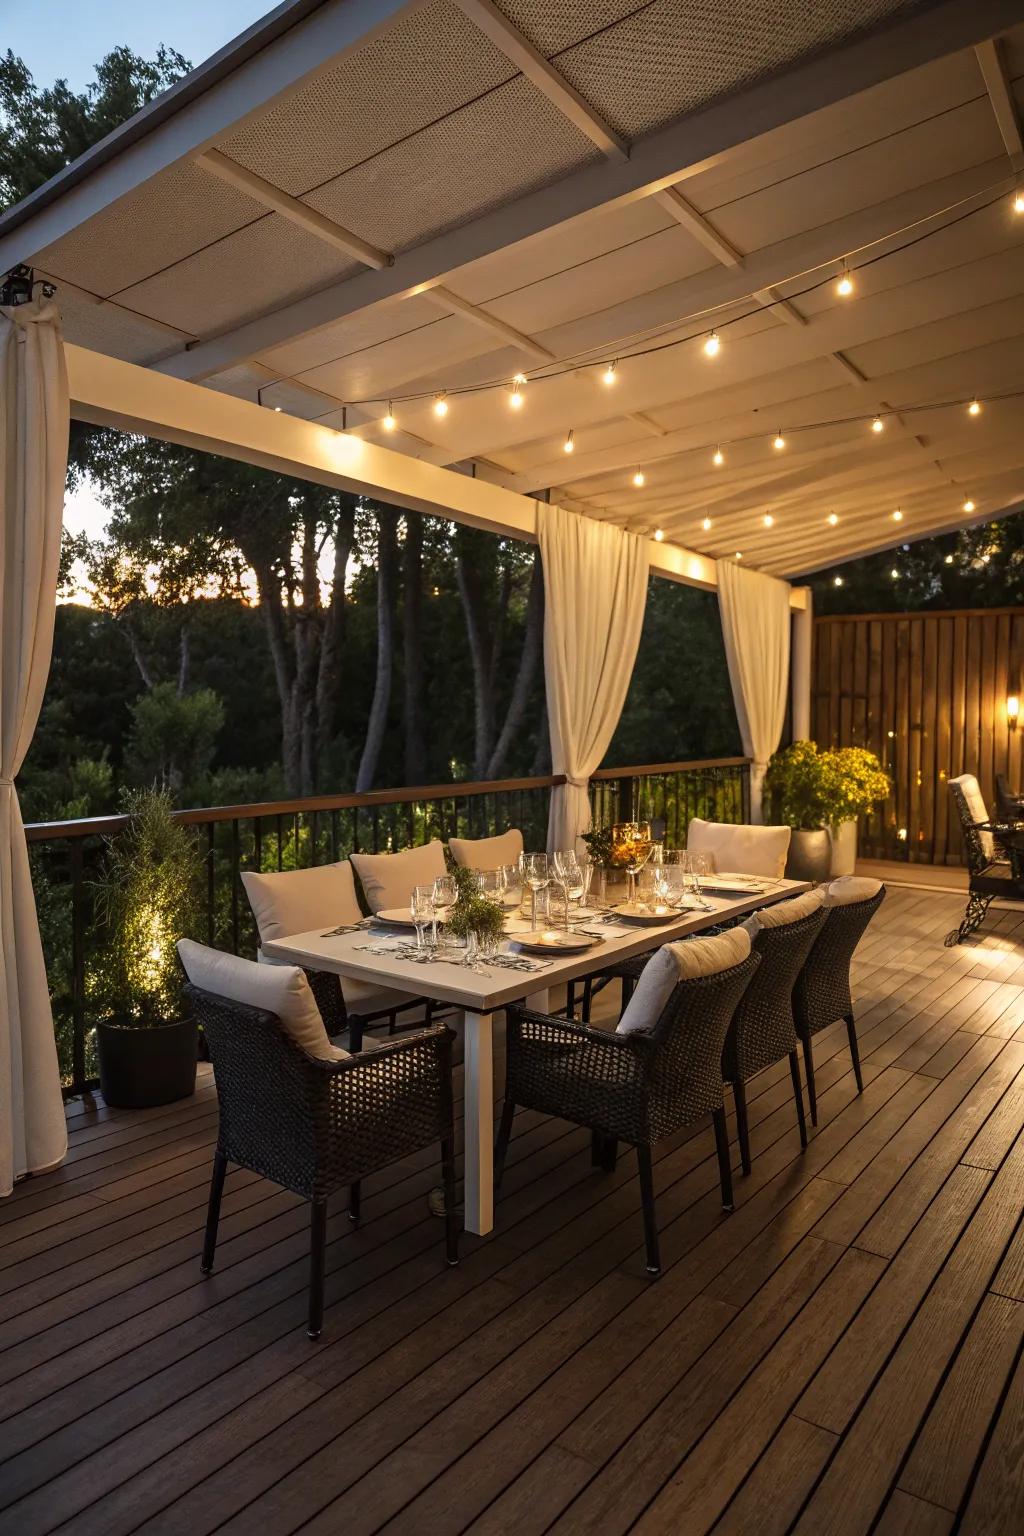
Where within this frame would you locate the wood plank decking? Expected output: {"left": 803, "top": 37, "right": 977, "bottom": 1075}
{"left": 3, "top": 885, "right": 1024, "bottom": 1533}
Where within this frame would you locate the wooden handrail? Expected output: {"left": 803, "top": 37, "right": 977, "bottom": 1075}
{"left": 590, "top": 756, "right": 750, "bottom": 780}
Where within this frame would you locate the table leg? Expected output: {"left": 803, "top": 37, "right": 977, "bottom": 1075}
{"left": 524, "top": 987, "right": 550, "bottom": 1014}
{"left": 462, "top": 1009, "right": 494, "bottom": 1236}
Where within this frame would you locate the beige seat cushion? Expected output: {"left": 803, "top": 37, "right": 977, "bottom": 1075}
{"left": 448, "top": 828, "right": 524, "bottom": 871}
{"left": 949, "top": 774, "right": 995, "bottom": 860}
{"left": 349, "top": 841, "right": 447, "bottom": 914}
{"left": 823, "top": 875, "right": 883, "bottom": 907}
{"left": 686, "top": 817, "right": 791, "bottom": 878}
{"left": 241, "top": 861, "right": 361, "bottom": 943}
{"left": 617, "top": 926, "right": 752, "bottom": 1036}
{"left": 742, "top": 888, "right": 824, "bottom": 935}
{"left": 255, "top": 949, "right": 419, "bottom": 1019}
{"left": 178, "top": 938, "right": 347, "bottom": 1061}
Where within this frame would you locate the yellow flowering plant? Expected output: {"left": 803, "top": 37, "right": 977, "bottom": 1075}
{"left": 763, "top": 741, "right": 890, "bottom": 830}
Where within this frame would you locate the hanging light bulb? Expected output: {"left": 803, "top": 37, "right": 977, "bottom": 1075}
{"left": 734, "top": 551, "right": 743, "bottom": 560}
{"left": 653, "top": 527, "right": 664, "bottom": 541}
{"left": 382, "top": 402, "right": 396, "bottom": 431}
{"left": 433, "top": 392, "right": 449, "bottom": 418}
{"left": 1014, "top": 187, "right": 1024, "bottom": 214}
{"left": 632, "top": 468, "right": 645, "bottom": 488}
{"left": 836, "top": 263, "right": 854, "bottom": 297}
{"left": 713, "top": 445, "right": 724, "bottom": 467}
{"left": 890, "top": 567, "right": 899, "bottom": 579}
{"left": 962, "top": 497, "right": 976, "bottom": 514}
{"left": 702, "top": 515, "right": 713, "bottom": 531}
{"left": 892, "top": 508, "right": 904, "bottom": 522}
{"left": 773, "top": 430, "right": 786, "bottom": 450}
{"left": 871, "top": 415, "right": 884, "bottom": 434}
{"left": 703, "top": 330, "right": 721, "bottom": 358}
{"left": 834, "top": 575, "right": 844, "bottom": 587}
{"left": 602, "top": 361, "right": 617, "bottom": 386}
{"left": 827, "top": 511, "right": 839, "bottom": 526}
{"left": 563, "top": 428, "right": 575, "bottom": 454}
{"left": 763, "top": 512, "right": 774, "bottom": 528}
{"left": 945, "top": 553, "right": 954, "bottom": 564}
{"left": 509, "top": 378, "right": 524, "bottom": 409}
{"left": 968, "top": 397, "right": 982, "bottom": 417}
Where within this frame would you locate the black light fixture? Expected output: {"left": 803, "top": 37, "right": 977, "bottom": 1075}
{"left": 1, "top": 264, "right": 54, "bottom": 306}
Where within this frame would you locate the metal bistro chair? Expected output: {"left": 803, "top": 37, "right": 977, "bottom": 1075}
{"left": 947, "top": 775, "right": 1024, "bottom": 946}
{"left": 494, "top": 943, "right": 760, "bottom": 1276}
{"left": 793, "top": 886, "right": 886, "bottom": 1124}
{"left": 187, "top": 984, "right": 458, "bottom": 1338}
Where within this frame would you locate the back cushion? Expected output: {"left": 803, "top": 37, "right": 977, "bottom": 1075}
{"left": 449, "top": 828, "right": 524, "bottom": 871}
{"left": 617, "top": 926, "right": 751, "bottom": 1035}
{"left": 823, "top": 875, "right": 883, "bottom": 907}
{"left": 686, "top": 817, "right": 791, "bottom": 878}
{"left": 177, "top": 939, "right": 347, "bottom": 1061}
{"left": 949, "top": 774, "right": 994, "bottom": 860}
{"left": 241, "top": 861, "right": 361, "bottom": 943}
{"left": 742, "top": 887, "right": 824, "bottom": 935}
{"left": 349, "top": 840, "right": 447, "bottom": 914}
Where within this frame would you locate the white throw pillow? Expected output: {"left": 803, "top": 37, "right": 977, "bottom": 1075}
{"left": 741, "top": 888, "right": 824, "bottom": 936}
{"left": 178, "top": 938, "right": 347, "bottom": 1061}
{"left": 448, "top": 828, "right": 524, "bottom": 871}
{"left": 617, "top": 926, "right": 751, "bottom": 1036}
{"left": 949, "top": 774, "right": 994, "bottom": 860}
{"left": 349, "top": 840, "right": 447, "bottom": 914}
{"left": 686, "top": 817, "right": 791, "bottom": 878}
{"left": 823, "top": 875, "right": 883, "bottom": 907}
{"left": 241, "top": 861, "right": 361, "bottom": 943}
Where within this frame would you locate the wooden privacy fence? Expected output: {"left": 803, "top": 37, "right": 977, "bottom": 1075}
{"left": 813, "top": 607, "right": 1024, "bottom": 865}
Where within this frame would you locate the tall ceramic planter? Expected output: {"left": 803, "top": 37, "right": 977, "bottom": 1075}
{"left": 785, "top": 829, "right": 832, "bottom": 883}
{"left": 829, "top": 820, "right": 857, "bottom": 877}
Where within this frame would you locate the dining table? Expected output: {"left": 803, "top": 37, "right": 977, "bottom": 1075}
{"left": 264, "top": 875, "right": 811, "bottom": 1236}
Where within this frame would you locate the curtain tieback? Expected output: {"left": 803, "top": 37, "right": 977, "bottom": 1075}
{"left": 563, "top": 774, "right": 589, "bottom": 789}
{"left": 0, "top": 776, "right": 13, "bottom": 786}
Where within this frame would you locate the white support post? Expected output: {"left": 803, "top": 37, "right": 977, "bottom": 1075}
{"left": 791, "top": 587, "right": 813, "bottom": 741}
{"left": 461, "top": 1010, "right": 494, "bottom": 1235}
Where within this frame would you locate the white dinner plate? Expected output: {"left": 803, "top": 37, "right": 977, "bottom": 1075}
{"left": 513, "top": 931, "right": 601, "bottom": 955}
{"left": 699, "top": 879, "right": 766, "bottom": 897}
{"left": 373, "top": 909, "right": 418, "bottom": 927}
{"left": 609, "top": 903, "right": 679, "bottom": 926}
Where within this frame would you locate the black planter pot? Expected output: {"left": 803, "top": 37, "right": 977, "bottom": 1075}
{"left": 96, "top": 1016, "right": 199, "bottom": 1109}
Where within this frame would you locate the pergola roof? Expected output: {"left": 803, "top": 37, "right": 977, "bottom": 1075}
{"left": 3, "top": 0, "right": 1024, "bottom": 580}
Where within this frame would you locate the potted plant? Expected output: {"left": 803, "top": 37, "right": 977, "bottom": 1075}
{"left": 763, "top": 741, "right": 891, "bottom": 881}
{"left": 92, "top": 787, "right": 203, "bottom": 1108}
{"left": 444, "top": 865, "right": 506, "bottom": 954}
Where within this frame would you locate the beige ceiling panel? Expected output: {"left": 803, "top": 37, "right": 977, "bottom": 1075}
{"left": 260, "top": 295, "right": 448, "bottom": 377}
{"left": 844, "top": 292, "right": 1024, "bottom": 378}
{"left": 117, "top": 215, "right": 362, "bottom": 335}
{"left": 493, "top": 0, "right": 642, "bottom": 56}
{"left": 219, "top": 0, "right": 516, "bottom": 196}
{"left": 55, "top": 288, "right": 186, "bottom": 365}
{"left": 296, "top": 310, "right": 502, "bottom": 400}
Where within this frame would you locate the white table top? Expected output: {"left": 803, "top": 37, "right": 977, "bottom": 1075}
{"left": 263, "top": 879, "right": 811, "bottom": 1014}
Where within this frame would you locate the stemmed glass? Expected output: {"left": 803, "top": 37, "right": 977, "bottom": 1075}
{"left": 523, "top": 853, "right": 550, "bottom": 929}
{"left": 431, "top": 873, "right": 457, "bottom": 950}
{"left": 613, "top": 821, "right": 653, "bottom": 908}
{"left": 553, "top": 849, "right": 585, "bottom": 929}
{"left": 685, "top": 851, "right": 713, "bottom": 911}
{"left": 411, "top": 884, "right": 434, "bottom": 950}
{"left": 661, "top": 851, "right": 689, "bottom": 908}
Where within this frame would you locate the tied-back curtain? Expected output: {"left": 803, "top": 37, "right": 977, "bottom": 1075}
{"left": 717, "top": 559, "right": 791, "bottom": 824}
{"left": 538, "top": 505, "right": 649, "bottom": 851}
{"left": 1, "top": 299, "right": 69, "bottom": 1197}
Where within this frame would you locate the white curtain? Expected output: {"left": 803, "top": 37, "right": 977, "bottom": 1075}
{"left": 538, "top": 505, "right": 649, "bottom": 850}
{"left": 1, "top": 299, "right": 69, "bottom": 1197}
{"left": 717, "top": 559, "right": 791, "bottom": 823}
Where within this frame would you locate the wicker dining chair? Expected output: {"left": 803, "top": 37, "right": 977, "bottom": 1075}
{"left": 723, "top": 907, "right": 827, "bottom": 1174}
{"left": 947, "top": 776, "right": 1024, "bottom": 946}
{"left": 495, "top": 950, "right": 760, "bottom": 1276}
{"left": 793, "top": 888, "right": 885, "bottom": 1123}
{"left": 186, "top": 983, "right": 458, "bottom": 1338}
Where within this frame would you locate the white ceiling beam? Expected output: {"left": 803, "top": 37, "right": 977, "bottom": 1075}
{"left": 449, "top": 0, "right": 629, "bottom": 162}
{"left": 654, "top": 187, "right": 742, "bottom": 266}
{"left": 975, "top": 38, "right": 1024, "bottom": 169}
{"left": 150, "top": 0, "right": 1024, "bottom": 382}
{"left": 425, "top": 284, "right": 555, "bottom": 363}
{"left": 195, "top": 148, "right": 393, "bottom": 269}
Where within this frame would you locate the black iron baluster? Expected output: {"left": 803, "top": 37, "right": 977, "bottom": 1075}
{"left": 275, "top": 814, "right": 283, "bottom": 871}
{"left": 206, "top": 823, "right": 215, "bottom": 946}
{"left": 70, "top": 839, "right": 87, "bottom": 1095}
{"left": 231, "top": 819, "right": 240, "bottom": 954}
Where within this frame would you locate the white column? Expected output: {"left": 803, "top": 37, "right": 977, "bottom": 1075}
{"left": 461, "top": 1010, "right": 494, "bottom": 1235}
{"left": 791, "top": 586, "right": 813, "bottom": 741}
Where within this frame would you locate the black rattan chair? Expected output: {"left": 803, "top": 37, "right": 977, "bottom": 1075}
{"left": 494, "top": 952, "right": 760, "bottom": 1276}
{"left": 722, "top": 909, "right": 827, "bottom": 1175}
{"left": 793, "top": 888, "right": 884, "bottom": 1124}
{"left": 947, "top": 778, "right": 1024, "bottom": 946}
{"left": 995, "top": 774, "right": 1024, "bottom": 825}
{"left": 187, "top": 983, "right": 458, "bottom": 1338}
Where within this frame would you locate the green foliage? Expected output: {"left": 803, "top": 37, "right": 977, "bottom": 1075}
{"left": 125, "top": 683, "right": 225, "bottom": 791}
{"left": 581, "top": 827, "right": 615, "bottom": 868}
{"left": 764, "top": 740, "right": 891, "bottom": 829}
{"left": 443, "top": 865, "right": 506, "bottom": 944}
{"left": 91, "top": 788, "right": 203, "bottom": 1025}
{"left": 807, "top": 514, "right": 1024, "bottom": 614}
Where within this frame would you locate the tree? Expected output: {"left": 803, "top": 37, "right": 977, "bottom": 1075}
{"left": 125, "top": 683, "right": 225, "bottom": 793}
{"left": 355, "top": 506, "right": 399, "bottom": 792}
{"left": 807, "top": 515, "right": 1024, "bottom": 615}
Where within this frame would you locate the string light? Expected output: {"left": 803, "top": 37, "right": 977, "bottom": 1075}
{"left": 1015, "top": 187, "right": 1024, "bottom": 214}
{"left": 735, "top": 551, "right": 743, "bottom": 560}
{"left": 981, "top": 552, "right": 991, "bottom": 564}
{"left": 273, "top": 405, "right": 282, "bottom": 413}
{"left": 563, "top": 429, "right": 575, "bottom": 454}
{"left": 653, "top": 528, "right": 664, "bottom": 541}
{"left": 713, "top": 445, "right": 724, "bottom": 466}
{"left": 509, "top": 377, "right": 525, "bottom": 409}
{"left": 892, "top": 508, "right": 904, "bottom": 522}
{"left": 773, "top": 430, "right": 786, "bottom": 450}
{"left": 836, "top": 262, "right": 854, "bottom": 297}
{"left": 702, "top": 515, "right": 713, "bottom": 531}
{"left": 763, "top": 512, "right": 774, "bottom": 528}
{"left": 602, "top": 361, "right": 617, "bottom": 386}
{"left": 382, "top": 402, "right": 396, "bottom": 431}
{"left": 968, "top": 397, "right": 982, "bottom": 416}
{"left": 871, "top": 415, "right": 884, "bottom": 433}
{"left": 632, "top": 468, "right": 645, "bottom": 487}
{"left": 827, "top": 512, "right": 839, "bottom": 526}
{"left": 433, "top": 392, "right": 448, "bottom": 418}
{"left": 703, "top": 330, "right": 721, "bottom": 358}
{"left": 945, "top": 553, "right": 954, "bottom": 564}
{"left": 834, "top": 576, "right": 844, "bottom": 587}
{"left": 962, "top": 497, "right": 975, "bottom": 513}
{"left": 890, "top": 567, "right": 899, "bottom": 578}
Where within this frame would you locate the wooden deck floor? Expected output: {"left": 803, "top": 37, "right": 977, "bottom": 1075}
{"left": 4, "top": 885, "right": 1024, "bottom": 1534}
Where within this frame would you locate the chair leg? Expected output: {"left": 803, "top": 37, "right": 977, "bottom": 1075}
{"left": 348, "top": 1015, "right": 364, "bottom": 1053}
{"left": 200, "top": 1148, "right": 227, "bottom": 1274}
{"left": 789, "top": 1051, "right": 808, "bottom": 1149}
{"left": 348, "top": 1181, "right": 361, "bottom": 1226}
{"left": 712, "top": 1107, "right": 734, "bottom": 1212}
{"left": 945, "top": 892, "right": 992, "bottom": 947}
{"left": 637, "top": 1145, "right": 661, "bottom": 1276}
{"left": 581, "top": 977, "right": 594, "bottom": 1024}
{"left": 441, "top": 1133, "right": 459, "bottom": 1266}
{"left": 802, "top": 1033, "right": 818, "bottom": 1127}
{"left": 591, "top": 1130, "right": 619, "bottom": 1172}
{"left": 308, "top": 1198, "right": 327, "bottom": 1340}
{"left": 566, "top": 981, "right": 576, "bottom": 1021}
{"left": 494, "top": 1097, "right": 516, "bottom": 1191}
{"left": 845, "top": 1014, "right": 864, "bottom": 1093}
{"left": 733, "top": 1079, "right": 752, "bottom": 1176}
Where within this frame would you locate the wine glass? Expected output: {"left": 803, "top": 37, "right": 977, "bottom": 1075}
{"left": 431, "top": 873, "right": 457, "bottom": 948}
{"left": 411, "top": 884, "right": 434, "bottom": 951}
{"left": 501, "top": 861, "right": 524, "bottom": 912}
{"left": 661, "top": 852, "right": 688, "bottom": 908}
{"left": 523, "top": 853, "right": 550, "bottom": 929}
{"left": 684, "top": 851, "right": 713, "bottom": 911}
{"left": 553, "top": 850, "right": 585, "bottom": 928}
{"left": 623, "top": 822, "right": 654, "bottom": 907}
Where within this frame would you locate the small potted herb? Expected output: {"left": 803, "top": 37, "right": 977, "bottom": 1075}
{"left": 92, "top": 787, "right": 203, "bottom": 1107}
{"left": 444, "top": 865, "right": 506, "bottom": 955}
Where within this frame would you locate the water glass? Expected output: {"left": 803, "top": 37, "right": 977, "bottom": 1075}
{"left": 523, "top": 852, "right": 550, "bottom": 928}
{"left": 501, "top": 862, "right": 524, "bottom": 912}
{"left": 411, "top": 884, "right": 434, "bottom": 950}
{"left": 476, "top": 868, "right": 505, "bottom": 905}
{"left": 431, "top": 873, "right": 457, "bottom": 947}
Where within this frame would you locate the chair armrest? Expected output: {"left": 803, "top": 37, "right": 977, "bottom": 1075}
{"left": 308, "top": 1022, "right": 451, "bottom": 1077}
{"left": 506, "top": 1004, "right": 652, "bottom": 1053}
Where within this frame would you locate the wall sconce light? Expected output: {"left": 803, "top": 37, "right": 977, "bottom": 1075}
{"left": 1008, "top": 695, "right": 1020, "bottom": 730}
